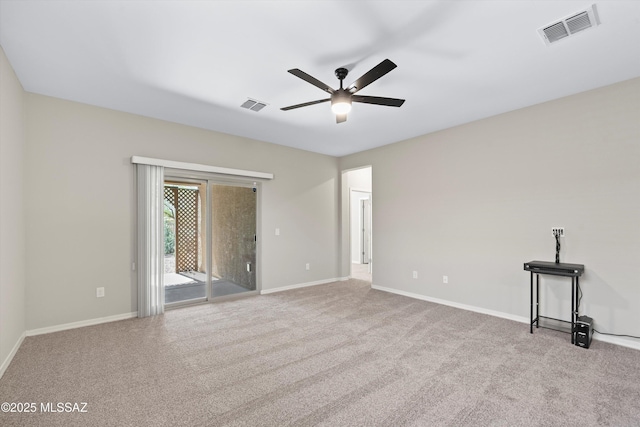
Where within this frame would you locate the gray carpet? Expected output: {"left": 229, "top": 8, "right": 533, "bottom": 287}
{"left": 1, "top": 280, "right": 639, "bottom": 426}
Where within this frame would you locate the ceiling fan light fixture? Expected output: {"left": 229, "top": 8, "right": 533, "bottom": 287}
{"left": 331, "top": 93, "right": 352, "bottom": 115}
{"left": 331, "top": 101, "right": 351, "bottom": 115}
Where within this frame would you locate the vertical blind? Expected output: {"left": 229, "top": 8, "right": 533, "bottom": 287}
{"left": 136, "top": 164, "right": 165, "bottom": 317}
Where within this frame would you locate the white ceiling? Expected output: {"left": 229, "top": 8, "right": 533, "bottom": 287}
{"left": 1, "top": 1, "right": 639, "bottom": 157}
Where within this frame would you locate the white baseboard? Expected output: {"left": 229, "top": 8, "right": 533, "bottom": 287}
{"left": 591, "top": 332, "right": 640, "bottom": 351}
{"left": 371, "top": 284, "right": 640, "bottom": 351}
{"left": 26, "top": 312, "right": 138, "bottom": 337}
{"left": 0, "top": 331, "right": 26, "bottom": 379}
{"left": 371, "top": 284, "right": 529, "bottom": 324}
{"left": 261, "top": 277, "right": 349, "bottom": 295}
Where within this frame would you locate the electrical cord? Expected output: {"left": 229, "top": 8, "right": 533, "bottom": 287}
{"left": 553, "top": 230, "right": 561, "bottom": 263}
{"left": 593, "top": 329, "right": 640, "bottom": 339}
{"left": 576, "top": 281, "right": 639, "bottom": 339}
{"left": 577, "top": 280, "right": 582, "bottom": 313}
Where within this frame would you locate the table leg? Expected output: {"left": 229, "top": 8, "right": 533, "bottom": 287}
{"left": 530, "top": 272, "right": 533, "bottom": 333}
{"left": 536, "top": 274, "right": 540, "bottom": 329}
{"left": 571, "top": 277, "right": 575, "bottom": 344}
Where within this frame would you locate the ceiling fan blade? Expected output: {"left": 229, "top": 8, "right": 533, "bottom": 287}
{"left": 281, "top": 98, "right": 330, "bottom": 111}
{"left": 336, "top": 114, "right": 347, "bottom": 124}
{"left": 352, "top": 95, "right": 405, "bottom": 107}
{"left": 287, "top": 69, "right": 335, "bottom": 94}
{"left": 347, "top": 59, "right": 397, "bottom": 93}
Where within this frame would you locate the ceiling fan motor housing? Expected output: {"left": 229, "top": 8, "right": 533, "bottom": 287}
{"left": 335, "top": 67, "right": 349, "bottom": 82}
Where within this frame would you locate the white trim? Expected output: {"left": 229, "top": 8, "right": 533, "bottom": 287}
{"left": 0, "top": 332, "right": 26, "bottom": 379}
{"left": 371, "top": 284, "right": 529, "bottom": 323}
{"left": 26, "top": 312, "right": 138, "bottom": 337}
{"left": 261, "top": 277, "right": 349, "bottom": 294}
{"left": 131, "top": 156, "right": 274, "bottom": 180}
{"left": 591, "top": 333, "right": 640, "bottom": 351}
{"left": 371, "top": 285, "right": 640, "bottom": 351}
{"left": 349, "top": 187, "right": 371, "bottom": 194}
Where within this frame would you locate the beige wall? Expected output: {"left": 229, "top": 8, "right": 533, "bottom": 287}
{"left": 0, "top": 46, "right": 27, "bottom": 372}
{"left": 24, "top": 93, "right": 340, "bottom": 330}
{"left": 340, "top": 77, "right": 640, "bottom": 348}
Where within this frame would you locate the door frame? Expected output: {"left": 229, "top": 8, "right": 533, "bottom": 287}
{"left": 341, "top": 165, "right": 373, "bottom": 281}
{"left": 163, "top": 169, "right": 262, "bottom": 309}
{"left": 361, "top": 197, "right": 372, "bottom": 265}
{"left": 206, "top": 178, "right": 260, "bottom": 301}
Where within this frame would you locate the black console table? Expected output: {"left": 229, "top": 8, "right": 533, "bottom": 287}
{"left": 524, "top": 261, "right": 585, "bottom": 343}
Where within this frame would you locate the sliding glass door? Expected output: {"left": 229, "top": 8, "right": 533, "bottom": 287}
{"left": 209, "top": 183, "right": 257, "bottom": 297}
{"left": 163, "top": 176, "right": 258, "bottom": 307}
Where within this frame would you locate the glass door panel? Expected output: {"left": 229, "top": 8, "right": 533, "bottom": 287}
{"left": 163, "top": 180, "right": 208, "bottom": 305}
{"left": 209, "top": 183, "right": 257, "bottom": 298}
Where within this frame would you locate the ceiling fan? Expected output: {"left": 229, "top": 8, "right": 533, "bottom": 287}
{"left": 281, "top": 59, "right": 405, "bottom": 123}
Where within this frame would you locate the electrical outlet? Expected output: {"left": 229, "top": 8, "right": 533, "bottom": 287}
{"left": 96, "top": 287, "right": 105, "bottom": 298}
{"left": 443, "top": 276, "right": 448, "bottom": 284}
{"left": 552, "top": 227, "right": 565, "bottom": 237}
{"left": 412, "top": 271, "right": 418, "bottom": 279}
{"left": 305, "top": 263, "right": 310, "bottom": 271}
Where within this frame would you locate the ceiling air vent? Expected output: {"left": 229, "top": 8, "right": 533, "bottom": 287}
{"left": 241, "top": 98, "right": 268, "bottom": 112}
{"left": 538, "top": 4, "right": 600, "bottom": 46}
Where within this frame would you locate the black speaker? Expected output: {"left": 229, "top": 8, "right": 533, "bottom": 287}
{"left": 574, "top": 315, "right": 593, "bottom": 349}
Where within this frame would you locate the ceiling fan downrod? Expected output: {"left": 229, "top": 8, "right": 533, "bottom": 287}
{"left": 335, "top": 67, "right": 349, "bottom": 90}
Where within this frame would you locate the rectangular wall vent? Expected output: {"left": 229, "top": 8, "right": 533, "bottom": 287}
{"left": 241, "top": 98, "right": 268, "bottom": 112}
{"left": 566, "top": 11, "right": 593, "bottom": 34}
{"left": 538, "top": 4, "right": 600, "bottom": 46}
{"left": 543, "top": 21, "right": 569, "bottom": 43}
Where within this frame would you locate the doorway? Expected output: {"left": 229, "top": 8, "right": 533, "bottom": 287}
{"left": 163, "top": 180, "right": 207, "bottom": 304}
{"left": 346, "top": 166, "right": 372, "bottom": 282}
{"left": 163, "top": 177, "right": 258, "bottom": 306}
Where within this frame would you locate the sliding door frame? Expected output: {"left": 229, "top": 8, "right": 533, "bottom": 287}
{"left": 163, "top": 168, "right": 262, "bottom": 309}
